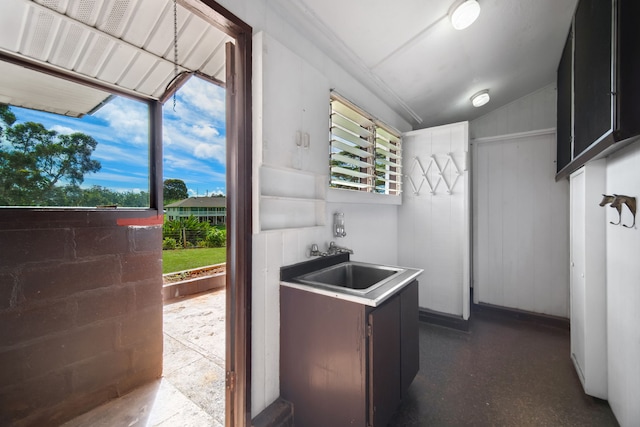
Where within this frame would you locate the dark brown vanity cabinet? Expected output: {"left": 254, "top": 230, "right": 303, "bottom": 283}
{"left": 556, "top": 0, "right": 640, "bottom": 179}
{"left": 280, "top": 280, "right": 419, "bottom": 427}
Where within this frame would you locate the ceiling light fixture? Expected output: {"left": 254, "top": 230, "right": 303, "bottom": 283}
{"left": 471, "top": 89, "right": 490, "bottom": 107}
{"left": 450, "top": 0, "right": 481, "bottom": 30}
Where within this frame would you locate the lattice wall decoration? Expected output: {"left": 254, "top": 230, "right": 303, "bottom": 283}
{"left": 405, "top": 153, "right": 464, "bottom": 195}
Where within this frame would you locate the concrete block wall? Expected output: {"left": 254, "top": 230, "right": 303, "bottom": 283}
{"left": 0, "top": 210, "right": 163, "bottom": 426}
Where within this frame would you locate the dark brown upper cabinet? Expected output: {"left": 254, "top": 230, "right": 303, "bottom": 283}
{"left": 556, "top": 0, "right": 640, "bottom": 180}
{"left": 556, "top": 29, "right": 573, "bottom": 173}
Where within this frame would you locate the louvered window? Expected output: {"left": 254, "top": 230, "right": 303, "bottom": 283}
{"left": 330, "top": 95, "right": 402, "bottom": 195}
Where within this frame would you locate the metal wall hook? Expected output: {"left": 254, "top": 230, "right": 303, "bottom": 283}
{"left": 599, "top": 194, "right": 636, "bottom": 228}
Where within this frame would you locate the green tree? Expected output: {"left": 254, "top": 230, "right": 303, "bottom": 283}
{"left": 0, "top": 104, "right": 17, "bottom": 131}
{"left": 163, "top": 178, "right": 188, "bottom": 204}
{"left": 0, "top": 104, "right": 101, "bottom": 205}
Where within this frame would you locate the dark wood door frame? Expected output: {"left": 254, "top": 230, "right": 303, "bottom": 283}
{"left": 224, "top": 38, "right": 252, "bottom": 427}
{"left": 185, "top": 2, "right": 253, "bottom": 426}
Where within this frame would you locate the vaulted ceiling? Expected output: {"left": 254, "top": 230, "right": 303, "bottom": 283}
{"left": 1, "top": 0, "right": 578, "bottom": 129}
{"left": 271, "top": 0, "right": 578, "bottom": 129}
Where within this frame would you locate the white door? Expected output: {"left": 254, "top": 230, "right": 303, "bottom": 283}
{"left": 569, "top": 169, "right": 586, "bottom": 381}
{"left": 472, "top": 132, "right": 569, "bottom": 316}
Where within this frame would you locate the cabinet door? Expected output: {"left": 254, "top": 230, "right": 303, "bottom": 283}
{"left": 369, "top": 295, "right": 400, "bottom": 427}
{"left": 281, "top": 287, "right": 367, "bottom": 427}
{"left": 557, "top": 29, "right": 573, "bottom": 173}
{"left": 400, "top": 281, "right": 419, "bottom": 397}
{"left": 617, "top": 0, "right": 640, "bottom": 138}
{"left": 573, "top": 0, "right": 613, "bottom": 155}
{"left": 569, "top": 171, "right": 587, "bottom": 381}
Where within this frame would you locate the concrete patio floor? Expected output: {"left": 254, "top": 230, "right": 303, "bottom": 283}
{"left": 63, "top": 289, "right": 226, "bottom": 427}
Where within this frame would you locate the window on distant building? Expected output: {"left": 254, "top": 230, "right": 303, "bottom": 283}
{"left": 329, "top": 94, "right": 402, "bottom": 196}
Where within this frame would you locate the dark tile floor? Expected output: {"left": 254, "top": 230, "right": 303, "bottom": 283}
{"left": 65, "top": 294, "right": 619, "bottom": 427}
{"left": 390, "top": 309, "right": 619, "bottom": 427}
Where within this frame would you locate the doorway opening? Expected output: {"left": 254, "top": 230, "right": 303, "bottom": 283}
{"left": 160, "top": 75, "right": 227, "bottom": 425}
{"left": 0, "top": 0, "right": 252, "bottom": 425}
{"left": 162, "top": 2, "right": 253, "bottom": 426}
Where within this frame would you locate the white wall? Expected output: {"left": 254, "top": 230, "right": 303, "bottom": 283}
{"left": 470, "top": 84, "right": 569, "bottom": 318}
{"left": 470, "top": 83, "right": 557, "bottom": 139}
{"left": 605, "top": 140, "right": 640, "bottom": 426}
{"left": 472, "top": 81, "right": 640, "bottom": 425}
{"left": 209, "top": 0, "right": 412, "bottom": 415}
{"left": 325, "top": 202, "right": 399, "bottom": 266}
{"left": 398, "top": 122, "right": 470, "bottom": 318}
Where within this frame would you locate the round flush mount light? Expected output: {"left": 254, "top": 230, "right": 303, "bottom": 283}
{"left": 450, "top": 0, "right": 481, "bottom": 30}
{"left": 471, "top": 89, "right": 490, "bottom": 107}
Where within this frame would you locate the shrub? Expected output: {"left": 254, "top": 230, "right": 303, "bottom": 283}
{"left": 163, "top": 237, "right": 177, "bottom": 250}
{"left": 162, "top": 216, "right": 210, "bottom": 247}
{"left": 205, "top": 228, "right": 226, "bottom": 247}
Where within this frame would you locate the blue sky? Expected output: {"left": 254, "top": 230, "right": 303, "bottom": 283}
{"left": 9, "top": 77, "right": 226, "bottom": 197}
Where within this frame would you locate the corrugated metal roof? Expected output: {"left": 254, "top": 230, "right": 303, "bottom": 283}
{"left": 165, "top": 196, "right": 226, "bottom": 208}
{"left": 0, "top": 60, "right": 112, "bottom": 116}
{"left": 0, "top": 0, "right": 231, "bottom": 116}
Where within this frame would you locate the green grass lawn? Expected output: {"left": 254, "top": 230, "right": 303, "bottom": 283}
{"left": 162, "top": 247, "right": 226, "bottom": 274}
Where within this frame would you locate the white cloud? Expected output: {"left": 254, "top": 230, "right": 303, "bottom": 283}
{"left": 163, "top": 115, "right": 225, "bottom": 164}
{"left": 163, "top": 153, "right": 224, "bottom": 179}
{"left": 176, "top": 77, "right": 225, "bottom": 120}
{"left": 94, "top": 142, "right": 148, "bottom": 165}
{"left": 94, "top": 97, "right": 149, "bottom": 146}
{"left": 192, "top": 124, "right": 220, "bottom": 139}
{"left": 50, "top": 125, "right": 78, "bottom": 134}
{"left": 84, "top": 171, "right": 147, "bottom": 184}
{"left": 163, "top": 153, "right": 199, "bottom": 170}
{"left": 194, "top": 142, "right": 225, "bottom": 162}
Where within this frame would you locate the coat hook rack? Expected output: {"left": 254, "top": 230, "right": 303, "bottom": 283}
{"left": 599, "top": 194, "right": 636, "bottom": 228}
{"left": 404, "top": 153, "right": 463, "bottom": 196}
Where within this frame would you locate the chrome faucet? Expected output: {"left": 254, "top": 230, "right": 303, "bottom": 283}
{"left": 327, "top": 241, "right": 353, "bottom": 255}
{"left": 309, "top": 243, "right": 328, "bottom": 257}
{"left": 309, "top": 242, "right": 353, "bottom": 257}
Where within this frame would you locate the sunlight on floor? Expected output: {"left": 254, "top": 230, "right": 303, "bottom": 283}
{"left": 62, "top": 290, "right": 226, "bottom": 427}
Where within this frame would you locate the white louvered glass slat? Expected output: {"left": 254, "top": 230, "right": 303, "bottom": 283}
{"left": 330, "top": 95, "right": 402, "bottom": 195}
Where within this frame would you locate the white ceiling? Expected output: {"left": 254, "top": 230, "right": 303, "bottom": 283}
{"left": 271, "top": 0, "right": 578, "bottom": 129}
{"left": 0, "top": 0, "right": 578, "bottom": 128}
{"left": 0, "top": 0, "right": 231, "bottom": 117}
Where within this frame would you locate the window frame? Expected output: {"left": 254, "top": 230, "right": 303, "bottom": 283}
{"left": 0, "top": 51, "right": 162, "bottom": 212}
{"left": 329, "top": 93, "right": 402, "bottom": 198}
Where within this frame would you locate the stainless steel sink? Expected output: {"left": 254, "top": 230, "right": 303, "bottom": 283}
{"left": 293, "top": 261, "right": 404, "bottom": 294}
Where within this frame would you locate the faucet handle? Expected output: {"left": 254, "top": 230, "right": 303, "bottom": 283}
{"left": 309, "top": 243, "right": 327, "bottom": 257}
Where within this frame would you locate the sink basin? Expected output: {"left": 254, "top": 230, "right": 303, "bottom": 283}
{"left": 294, "top": 261, "right": 404, "bottom": 293}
